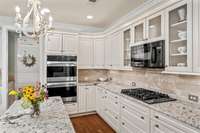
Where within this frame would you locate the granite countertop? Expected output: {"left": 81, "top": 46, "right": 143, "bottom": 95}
{"left": 0, "top": 97, "right": 75, "bottom": 133}
{"left": 81, "top": 81, "right": 200, "bottom": 131}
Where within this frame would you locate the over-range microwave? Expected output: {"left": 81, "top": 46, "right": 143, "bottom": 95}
{"left": 131, "top": 40, "right": 165, "bottom": 68}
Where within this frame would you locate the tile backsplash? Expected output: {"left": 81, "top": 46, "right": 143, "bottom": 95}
{"left": 78, "top": 69, "right": 108, "bottom": 83}
{"left": 78, "top": 69, "right": 200, "bottom": 103}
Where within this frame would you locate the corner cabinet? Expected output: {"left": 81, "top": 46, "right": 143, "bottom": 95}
{"left": 165, "top": 0, "right": 193, "bottom": 72}
{"left": 93, "top": 38, "right": 105, "bottom": 68}
{"left": 78, "top": 37, "right": 94, "bottom": 68}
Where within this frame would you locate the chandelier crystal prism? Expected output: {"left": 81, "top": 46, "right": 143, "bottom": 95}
{"left": 15, "top": 0, "right": 53, "bottom": 39}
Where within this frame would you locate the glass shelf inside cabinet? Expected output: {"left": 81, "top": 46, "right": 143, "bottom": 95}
{"left": 169, "top": 4, "right": 188, "bottom": 67}
{"left": 124, "top": 29, "right": 131, "bottom": 66}
{"left": 148, "top": 15, "right": 161, "bottom": 39}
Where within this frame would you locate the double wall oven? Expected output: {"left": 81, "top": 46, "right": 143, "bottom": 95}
{"left": 46, "top": 55, "right": 77, "bottom": 103}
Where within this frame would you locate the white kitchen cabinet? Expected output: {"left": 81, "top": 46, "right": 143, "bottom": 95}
{"left": 120, "top": 97, "right": 150, "bottom": 133}
{"left": 46, "top": 33, "right": 62, "bottom": 53}
{"left": 193, "top": 0, "right": 200, "bottom": 73}
{"left": 165, "top": 0, "right": 193, "bottom": 72}
{"left": 78, "top": 86, "right": 96, "bottom": 113}
{"left": 104, "top": 36, "right": 112, "bottom": 68}
{"left": 151, "top": 111, "right": 199, "bottom": 133}
{"left": 93, "top": 38, "right": 105, "bottom": 68}
{"left": 64, "top": 103, "right": 78, "bottom": 115}
{"left": 78, "top": 37, "right": 94, "bottom": 68}
{"left": 96, "top": 87, "right": 105, "bottom": 115}
{"left": 132, "top": 11, "right": 164, "bottom": 46}
{"left": 110, "top": 31, "right": 123, "bottom": 69}
{"left": 122, "top": 27, "right": 132, "bottom": 69}
{"left": 133, "top": 19, "right": 146, "bottom": 45}
{"left": 63, "top": 34, "right": 78, "bottom": 54}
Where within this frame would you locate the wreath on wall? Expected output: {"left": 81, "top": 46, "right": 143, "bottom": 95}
{"left": 21, "top": 51, "right": 37, "bottom": 67}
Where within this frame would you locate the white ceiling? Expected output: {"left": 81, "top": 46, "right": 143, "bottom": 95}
{"left": 0, "top": 0, "right": 145, "bottom": 28}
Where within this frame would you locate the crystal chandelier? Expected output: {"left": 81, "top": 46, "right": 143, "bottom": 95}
{"left": 15, "top": 0, "right": 53, "bottom": 39}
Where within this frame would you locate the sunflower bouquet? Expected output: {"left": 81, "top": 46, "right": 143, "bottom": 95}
{"left": 9, "top": 82, "right": 48, "bottom": 117}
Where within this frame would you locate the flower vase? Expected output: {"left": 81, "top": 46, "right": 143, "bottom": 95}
{"left": 31, "top": 103, "right": 40, "bottom": 117}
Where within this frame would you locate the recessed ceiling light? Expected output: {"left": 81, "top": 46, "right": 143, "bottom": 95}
{"left": 87, "top": 15, "right": 94, "bottom": 20}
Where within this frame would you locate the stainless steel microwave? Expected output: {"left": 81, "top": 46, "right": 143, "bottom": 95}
{"left": 131, "top": 40, "right": 165, "bottom": 68}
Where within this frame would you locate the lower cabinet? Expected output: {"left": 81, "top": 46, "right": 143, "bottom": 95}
{"left": 64, "top": 103, "right": 78, "bottom": 115}
{"left": 120, "top": 97, "right": 150, "bottom": 133}
{"left": 95, "top": 87, "right": 199, "bottom": 133}
{"left": 151, "top": 111, "right": 199, "bottom": 133}
{"left": 96, "top": 88, "right": 120, "bottom": 132}
{"left": 78, "top": 86, "right": 96, "bottom": 113}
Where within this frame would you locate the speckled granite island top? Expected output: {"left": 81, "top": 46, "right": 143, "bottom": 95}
{"left": 85, "top": 82, "right": 200, "bottom": 131}
{"left": 0, "top": 97, "right": 75, "bottom": 133}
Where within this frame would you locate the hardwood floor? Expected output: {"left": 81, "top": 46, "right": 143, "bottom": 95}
{"left": 71, "top": 114, "right": 116, "bottom": 133}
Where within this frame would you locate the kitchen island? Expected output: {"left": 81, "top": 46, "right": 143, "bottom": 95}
{"left": 0, "top": 97, "right": 75, "bottom": 133}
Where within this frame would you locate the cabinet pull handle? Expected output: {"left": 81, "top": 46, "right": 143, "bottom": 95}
{"left": 155, "top": 124, "right": 159, "bottom": 128}
{"left": 122, "top": 106, "right": 125, "bottom": 109}
{"left": 122, "top": 122, "right": 125, "bottom": 125}
{"left": 115, "top": 117, "right": 118, "bottom": 119}
{"left": 155, "top": 116, "right": 159, "bottom": 119}
{"left": 140, "top": 116, "right": 144, "bottom": 120}
{"left": 115, "top": 102, "right": 118, "bottom": 104}
{"left": 115, "top": 96, "right": 118, "bottom": 98}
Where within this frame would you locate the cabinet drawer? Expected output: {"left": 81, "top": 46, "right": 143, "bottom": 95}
{"left": 121, "top": 117, "right": 147, "bottom": 133}
{"left": 104, "top": 109, "right": 120, "bottom": 132}
{"left": 120, "top": 96, "right": 149, "bottom": 113}
{"left": 152, "top": 111, "right": 200, "bottom": 133}
{"left": 121, "top": 103, "right": 149, "bottom": 133}
{"left": 65, "top": 103, "right": 78, "bottom": 115}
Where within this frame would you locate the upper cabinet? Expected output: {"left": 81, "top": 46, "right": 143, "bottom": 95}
{"left": 132, "top": 12, "right": 164, "bottom": 46}
{"left": 46, "top": 33, "right": 79, "bottom": 54}
{"left": 46, "top": 33, "right": 62, "bottom": 53}
{"left": 93, "top": 38, "right": 105, "bottom": 68}
{"left": 133, "top": 19, "right": 146, "bottom": 45}
{"left": 63, "top": 34, "right": 79, "bottom": 54}
{"left": 110, "top": 31, "right": 123, "bottom": 69}
{"left": 123, "top": 27, "right": 132, "bottom": 68}
{"left": 78, "top": 37, "right": 94, "bottom": 68}
{"left": 104, "top": 36, "right": 112, "bottom": 68}
{"left": 165, "top": 0, "right": 193, "bottom": 72}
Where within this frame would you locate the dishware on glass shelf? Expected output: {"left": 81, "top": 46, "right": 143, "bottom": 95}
{"left": 177, "top": 47, "right": 187, "bottom": 54}
{"left": 177, "top": 63, "right": 186, "bottom": 67}
{"left": 178, "top": 31, "right": 187, "bottom": 40}
{"left": 178, "top": 8, "right": 186, "bottom": 21}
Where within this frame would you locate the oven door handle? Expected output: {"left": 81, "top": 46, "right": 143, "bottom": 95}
{"left": 47, "top": 62, "right": 77, "bottom": 66}
{"left": 47, "top": 82, "right": 77, "bottom": 88}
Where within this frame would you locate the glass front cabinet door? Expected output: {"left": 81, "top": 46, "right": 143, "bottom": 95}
{"left": 123, "top": 27, "right": 132, "bottom": 68}
{"left": 165, "top": 0, "right": 193, "bottom": 72}
{"left": 133, "top": 20, "right": 146, "bottom": 45}
{"left": 146, "top": 12, "right": 164, "bottom": 42}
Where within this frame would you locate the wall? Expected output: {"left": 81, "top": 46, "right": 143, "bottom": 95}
{"left": 78, "top": 69, "right": 200, "bottom": 104}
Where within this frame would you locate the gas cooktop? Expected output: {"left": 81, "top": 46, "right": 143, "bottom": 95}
{"left": 121, "top": 88, "right": 176, "bottom": 104}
